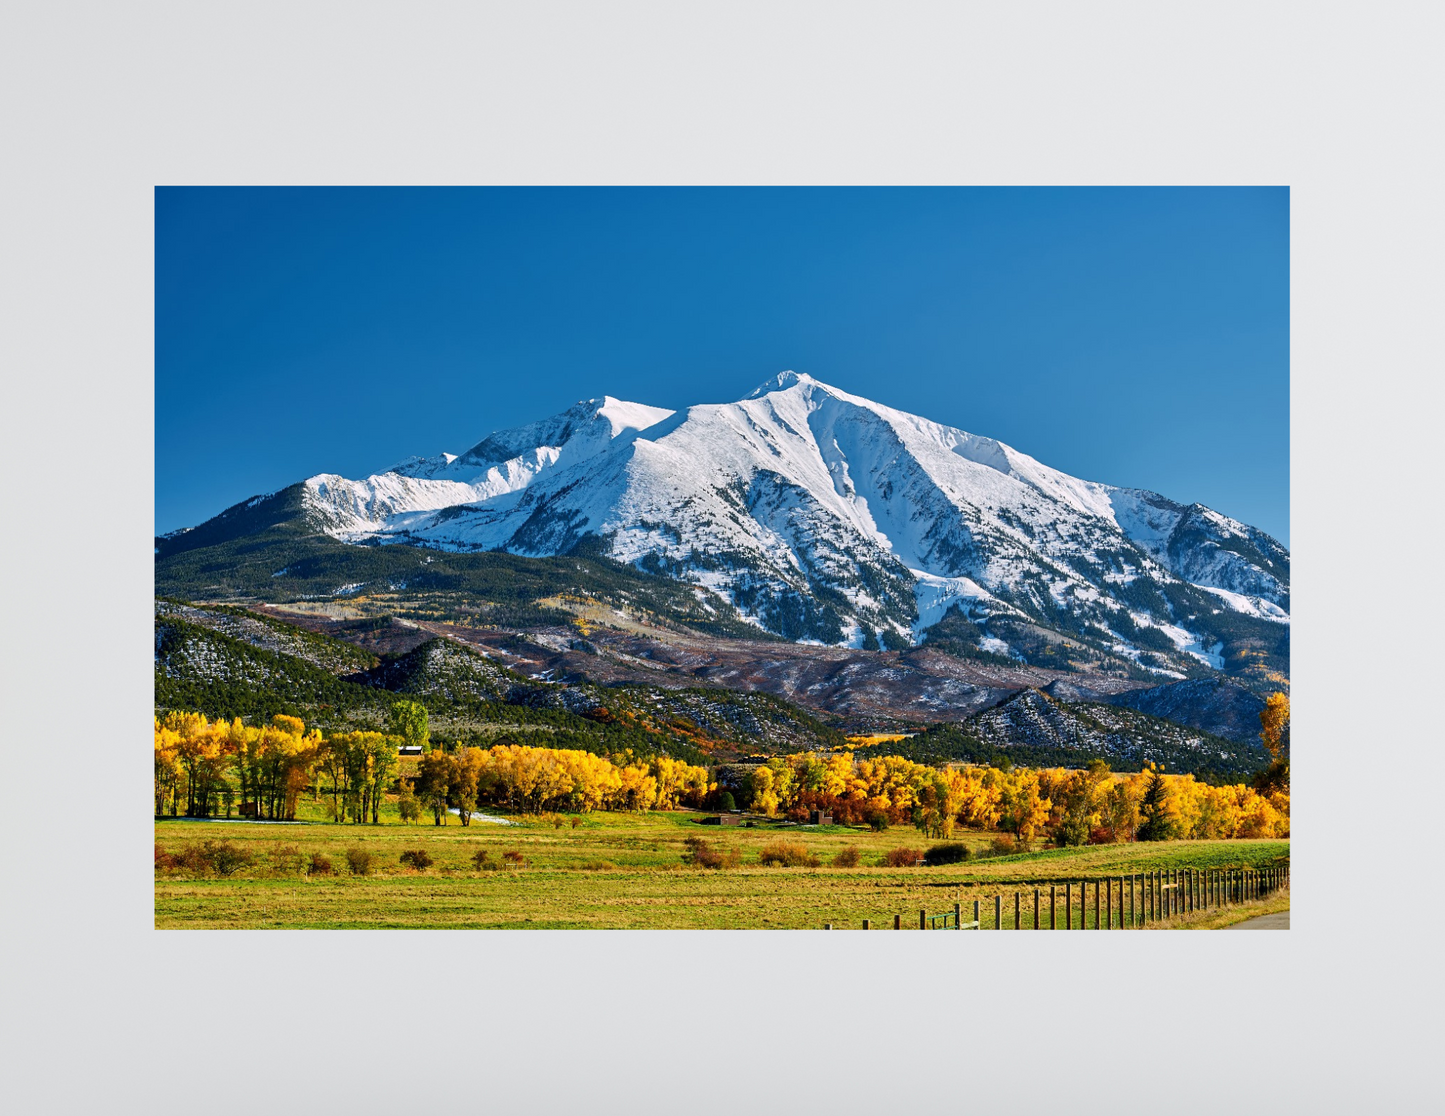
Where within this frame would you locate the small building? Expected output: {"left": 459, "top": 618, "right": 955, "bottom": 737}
{"left": 700, "top": 814, "right": 742, "bottom": 826}
{"left": 809, "top": 809, "right": 833, "bottom": 826}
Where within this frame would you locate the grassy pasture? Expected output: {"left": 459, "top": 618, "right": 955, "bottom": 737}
{"left": 155, "top": 809, "right": 1288, "bottom": 929}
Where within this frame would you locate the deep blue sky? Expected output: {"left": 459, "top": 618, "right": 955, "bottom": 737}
{"left": 156, "top": 187, "right": 1289, "bottom": 544}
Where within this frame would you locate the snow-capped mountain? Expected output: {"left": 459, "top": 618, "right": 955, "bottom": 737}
{"left": 214, "top": 372, "right": 1291, "bottom": 680}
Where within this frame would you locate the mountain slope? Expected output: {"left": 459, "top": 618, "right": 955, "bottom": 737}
{"left": 162, "top": 372, "right": 1288, "bottom": 687}
{"left": 894, "top": 688, "right": 1264, "bottom": 776}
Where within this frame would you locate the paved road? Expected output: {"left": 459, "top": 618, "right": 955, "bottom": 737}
{"left": 1223, "top": 910, "right": 1290, "bottom": 929}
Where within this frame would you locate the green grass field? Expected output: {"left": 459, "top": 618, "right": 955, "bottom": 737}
{"left": 155, "top": 807, "right": 1288, "bottom": 929}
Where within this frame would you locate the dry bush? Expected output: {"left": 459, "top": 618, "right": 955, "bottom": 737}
{"left": 471, "top": 849, "right": 499, "bottom": 872}
{"left": 682, "top": 836, "right": 740, "bottom": 869}
{"left": 757, "top": 841, "right": 821, "bottom": 868}
{"left": 580, "top": 859, "right": 616, "bottom": 871}
{"left": 399, "top": 849, "right": 434, "bottom": 870}
{"left": 154, "top": 843, "right": 174, "bottom": 872}
{"left": 989, "top": 834, "right": 1019, "bottom": 857}
{"left": 571, "top": 816, "right": 583, "bottom": 829}
{"left": 553, "top": 816, "right": 565, "bottom": 829}
{"left": 831, "top": 845, "right": 862, "bottom": 868}
{"left": 173, "top": 840, "right": 254, "bottom": 876}
{"left": 881, "top": 847, "right": 923, "bottom": 867}
{"left": 269, "top": 844, "right": 305, "bottom": 876}
{"left": 345, "top": 847, "right": 374, "bottom": 876}
{"left": 308, "top": 852, "right": 333, "bottom": 876}
{"left": 502, "top": 850, "right": 525, "bottom": 869}
{"left": 172, "top": 844, "right": 212, "bottom": 873}
{"left": 206, "top": 841, "right": 254, "bottom": 877}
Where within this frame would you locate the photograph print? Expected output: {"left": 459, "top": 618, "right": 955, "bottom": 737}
{"left": 154, "top": 186, "right": 1290, "bottom": 930}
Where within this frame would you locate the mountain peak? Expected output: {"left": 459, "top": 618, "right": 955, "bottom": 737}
{"left": 745, "top": 370, "right": 821, "bottom": 399}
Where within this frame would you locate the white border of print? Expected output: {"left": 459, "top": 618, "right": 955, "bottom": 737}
{"left": 4, "top": 2, "right": 1440, "bottom": 1113}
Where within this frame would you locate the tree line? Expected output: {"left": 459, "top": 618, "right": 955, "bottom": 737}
{"left": 154, "top": 694, "right": 1289, "bottom": 848}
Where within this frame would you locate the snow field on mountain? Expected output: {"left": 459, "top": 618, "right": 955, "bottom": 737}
{"left": 293, "top": 372, "right": 1288, "bottom": 662}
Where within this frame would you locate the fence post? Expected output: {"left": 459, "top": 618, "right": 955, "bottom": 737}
{"left": 1106, "top": 877, "right": 1112, "bottom": 929}
{"left": 973, "top": 899, "right": 980, "bottom": 929}
{"left": 995, "top": 894, "right": 1002, "bottom": 930}
{"left": 894, "top": 913, "right": 901, "bottom": 930}
{"left": 824, "top": 923, "right": 832, "bottom": 930}
{"left": 1094, "top": 880, "right": 1100, "bottom": 930}
{"left": 863, "top": 919, "right": 870, "bottom": 930}
{"left": 1129, "top": 874, "right": 1135, "bottom": 927}
{"left": 1065, "top": 882, "right": 1071, "bottom": 930}
{"left": 920, "top": 908, "right": 927, "bottom": 931}
{"left": 1034, "top": 888, "right": 1040, "bottom": 930}
{"left": 1015, "top": 891, "right": 1021, "bottom": 930}
{"left": 955, "top": 901, "right": 961, "bottom": 930}
{"left": 1050, "top": 886, "right": 1056, "bottom": 930}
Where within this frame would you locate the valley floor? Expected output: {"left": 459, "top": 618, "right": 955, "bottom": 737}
{"left": 154, "top": 810, "right": 1287, "bottom": 930}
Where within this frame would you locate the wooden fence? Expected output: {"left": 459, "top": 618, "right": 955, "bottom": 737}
{"left": 821, "top": 865, "right": 1288, "bottom": 930}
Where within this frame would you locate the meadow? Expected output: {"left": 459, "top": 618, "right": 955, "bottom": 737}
{"left": 155, "top": 807, "right": 1288, "bottom": 929}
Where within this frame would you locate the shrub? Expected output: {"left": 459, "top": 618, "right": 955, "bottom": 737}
{"left": 553, "top": 816, "right": 565, "bottom": 829}
{"left": 308, "top": 852, "right": 333, "bottom": 876}
{"left": 580, "top": 859, "right": 617, "bottom": 871}
{"left": 881, "top": 847, "right": 923, "bottom": 867}
{"left": 154, "top": 843, "right": 174, "bottom": 872}
{"left": 757, "top": 841, "right": 821, "bottom": 868}
{"left": 716, "top": 790, "right": 737, "bottom": 812}
{"left": 345, "top": 847, "right": 374, "bottom": 876}
{"left": 269, "top": 844, "right": 305, "bottom": 876}
{"left": 502, "top": 850, "right": 525, "bottom": 869}
{"left": 831, "top": 845, "right": 861, "bottom": 868}
{"left": 682, "top": 836, "right": 739, "bottom": 869}
{"left": 172, "top": 844, "right": 212, "bottom": 873}
{"left": 399, "top": 849, "right": 434, "bottom": 870}
{"left": 472, "top": 849, "right": 499, "bottom": 872}
{"left": 570, "top": 816, "right": 582, "bottom": 829}
{"left": 989, "top": 834, "right": 1018, "bottom": 857}
{"left": 924, "top": 843, "right": 969, "bottom": 866}
{"left": 866, "top": 810, "right": 891, "bottom": 832}
{"left": 203, "top": 840, "right": 253, "bottom": 877}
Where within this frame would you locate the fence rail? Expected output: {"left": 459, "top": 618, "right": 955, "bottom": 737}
{"left": 824, "top": 864, "right": 1289, "bottom": 929}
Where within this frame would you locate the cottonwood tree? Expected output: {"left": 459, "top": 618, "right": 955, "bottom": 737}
{"left": 389, "top": 700, "right": 430, "bottom": 753}
{"left": 418, "top": 749, "right": 453, "bottom": 825}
